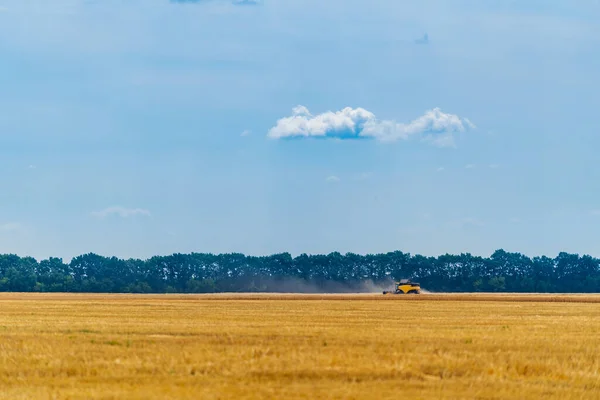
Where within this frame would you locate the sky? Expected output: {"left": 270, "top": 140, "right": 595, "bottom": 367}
{"left": 1, "top": 0, "right": 600, "bottom": 261}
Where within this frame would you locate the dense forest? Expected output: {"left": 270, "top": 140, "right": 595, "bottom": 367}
{"left": 0, "top": 249, "right": 599, "bottom": 293}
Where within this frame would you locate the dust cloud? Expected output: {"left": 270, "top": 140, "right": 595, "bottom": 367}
{"left": 248, "top": 276, "right": 397, "bottom": 294}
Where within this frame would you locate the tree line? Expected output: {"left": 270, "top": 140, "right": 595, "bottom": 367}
{"left": 0, "top": 249, "right": 598, "bottom": 293}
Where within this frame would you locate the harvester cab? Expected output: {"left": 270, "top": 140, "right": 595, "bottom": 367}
{"left": 383, "top": 279, "right": 421, "bottom": 294}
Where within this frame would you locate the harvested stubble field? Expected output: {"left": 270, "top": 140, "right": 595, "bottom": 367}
{"left": 0, "top": 293, "right": 599, "bottom": 399}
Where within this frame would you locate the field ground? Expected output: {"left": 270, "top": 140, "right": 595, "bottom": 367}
{"left": 0, "top": 293, "right": 599, "bottom": 399}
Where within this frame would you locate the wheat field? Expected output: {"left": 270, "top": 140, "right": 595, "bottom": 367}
{"left": 0, "top": 293, "right": 599, "bottom": 399}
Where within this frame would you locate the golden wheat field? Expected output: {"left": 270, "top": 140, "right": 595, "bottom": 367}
{"left": 0, "top": 293, "right": 599, "bottom": 399}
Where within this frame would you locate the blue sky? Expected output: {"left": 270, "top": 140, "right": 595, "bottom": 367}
{"left": 1, "top": 0, "right": 599, "bottom": 261}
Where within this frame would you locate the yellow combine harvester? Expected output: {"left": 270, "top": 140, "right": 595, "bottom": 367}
{"left": 382, "top": 279, "right": 421, "bottom": 294}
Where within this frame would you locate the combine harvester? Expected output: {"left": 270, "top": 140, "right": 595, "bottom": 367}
{"left": 382, "top": 279, "right": 421, "bottom": 295}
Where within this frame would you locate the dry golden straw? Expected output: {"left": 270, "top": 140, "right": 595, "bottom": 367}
{"left": 0, "top": 293, "right": 598, "bottom": 399}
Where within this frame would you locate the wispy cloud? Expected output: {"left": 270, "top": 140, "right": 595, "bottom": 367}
{"left": 240, "top": 129, "right": 251, "bottom": 136}
{"left": 325, "top": 175, "right": 340, "bottom": 183}
{"left": 414, "top": 33, "right": 429, "bottom": 45}
{"left": 465, "top": 164, "right": 475, "bottom": 169}
{"left": 0, "top": 3, "right": 78, "bottom": 16}
{"left": 91, "top": 206, "right": 151, "bottom": 219}
{"left": 355, "top": 172, "right": 372, "bottom": 180}
{"left": 267, "top": 106, "right": 475, "bottom": 147}
{"left": 0, "top": 222, "right": 22, "bottom": 232}
{"left": 461, "top": 217, "right": 485, "bottom": 228}
{"left": 489, "top": 163, "right": 500, "bottom": 169}
{"left": 463, "top": 118, "right": 476, "bottom": 129}
{"left": 169, "top": 0, "right": 260, "bottom": 4}
{"left": 436, "top": 167, "right": 445, "bottom": 172}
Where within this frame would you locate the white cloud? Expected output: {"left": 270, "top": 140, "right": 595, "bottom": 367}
{"left": 240, "top": 129, "right": 251, "bottom": 136}
{"left": 465, "top": 164, "right": 475, "bottom": 169}
{"left": 292, "top": 105, "right": 311, "bottom": 116}
{"left": 91, "top": 206, "right": 151, "bottom": 218}
{"left": 489, "top": 163, "right": 500, "bottom": 169}
{"left": 325, "top": 175, "right": 340, "bottom": 183}
{"left": 590, "top": 210, "right": 600, "bottom": 216}
{"left": 268, "top": 106, "right": 374, "bottom": 139}
{"left": 436, "top": 167, "right": 445, "bottom": 172}
{"left": 463, "top": 118, "right": 476, "bottom": 129}
{"left": 267, "top": 106, "right": 475, "bottom": 147}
